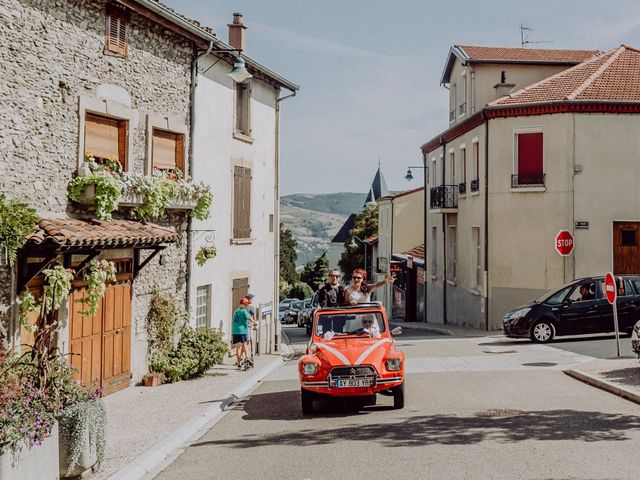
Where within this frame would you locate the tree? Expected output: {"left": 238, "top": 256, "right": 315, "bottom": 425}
{"left": 289, "top": 282, "right": 314, "bottom": 300}
{"left": 338, "top": 204, "right": 378, "bottom": 281}
{"left": 300, "top": 252, "right": 329, "bottom": 291}
{"left": 279, "top": 223, "right": 299, "bottom": 286}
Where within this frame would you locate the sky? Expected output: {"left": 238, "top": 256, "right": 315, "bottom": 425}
{"left": 165, "top": 0, "right": 640, "bottom": 195}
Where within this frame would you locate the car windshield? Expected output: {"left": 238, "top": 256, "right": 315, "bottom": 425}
{"left": 315, "top": 312, "right": 386, "bottom": 337}
{"left": 292, "top": 301, "right": 304, "bottom": 309}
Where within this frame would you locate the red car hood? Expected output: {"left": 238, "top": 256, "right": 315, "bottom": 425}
{"left": 312, "top": 336, "right": 394, "bottom": 366}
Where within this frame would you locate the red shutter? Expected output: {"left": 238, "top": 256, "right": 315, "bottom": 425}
{"left": 517, "top": 133, "right": 543, "bottom": 175}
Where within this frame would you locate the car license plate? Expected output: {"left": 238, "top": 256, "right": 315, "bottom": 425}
{"left": 333, "top": 378, "right": 370, "bottom": 388}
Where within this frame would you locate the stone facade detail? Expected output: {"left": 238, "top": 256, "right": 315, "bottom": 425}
{"left": 0, "top": 0, "right": 195, "bottom": 379}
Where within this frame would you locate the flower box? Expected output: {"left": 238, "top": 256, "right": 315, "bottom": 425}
{"left": 118, "top": 190, "right": 145, "bottom": 207}
{"left": 59, "top": 420, "right": 98, "bottom": 478}
{"left": 166, "top": 197, "right": 198, "bottom": 210}
{"left": 0, "top": 421, "right": 59, "bottom": 480}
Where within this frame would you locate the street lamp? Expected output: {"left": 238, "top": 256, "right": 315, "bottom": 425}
{"left": 349, "top": 235, "right": 368, "bottom": 277}
{"left": 405, "top": 160, "right": 428, "bottom": 324}
{"left": 227, "top": 56, "right": 253, "bottom": 83}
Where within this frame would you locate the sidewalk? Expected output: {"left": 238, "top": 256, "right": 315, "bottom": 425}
{"left": 565, "top": 357, "right": 640, "bottom": 405}
{"left": 95, "top": 353, "right": 284, "bottom": 480}
{"left": 389, "top": 319, "right": 503, "bottom": 338}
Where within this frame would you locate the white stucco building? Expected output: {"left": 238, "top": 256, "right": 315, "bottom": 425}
{"left": 189, "top": 14, "right": 298, "bottom": 352}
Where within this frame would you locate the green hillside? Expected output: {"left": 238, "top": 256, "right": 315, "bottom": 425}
{"left": 281, "top": 192, "right": 365, "bottom": 216}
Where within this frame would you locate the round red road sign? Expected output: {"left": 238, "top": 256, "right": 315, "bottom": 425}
{"left": 555, "top": 230, "right": 574, "bottom": 256}
{"left": 605, "top": 272, "right": 617, "bottom": 305}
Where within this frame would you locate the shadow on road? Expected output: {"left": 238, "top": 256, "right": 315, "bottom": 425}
{"left": 479, "top": 334, "right": 631, "bottom": 347}
{"left": 194, "top": 402, "right": 640, "bottom": 448}
{"left": 601, "top": 367, "right": 640, "bottom": 388}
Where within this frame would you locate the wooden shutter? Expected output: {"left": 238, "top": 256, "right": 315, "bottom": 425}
{"left": 232, "top": 278, "right": 249, "bottom": 310}
{"left": 233, "top": 166, "right": 251, "bottom": 238}
{"left": 85, "top": 114, "right": 119, "bottom": 160}
{"left": 152, "top": 129, "right": 177, "bottom": 170}
{"left": 106, "top": 9, "right": 127, "bottom": 56}
{"left": 517, "top": 133, "right": 543, "bottom": 175}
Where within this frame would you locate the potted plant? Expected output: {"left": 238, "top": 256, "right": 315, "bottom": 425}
{"left": 195, "top": 246, "right": 217, "bottom": 267}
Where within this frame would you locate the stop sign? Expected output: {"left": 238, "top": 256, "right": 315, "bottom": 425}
{"left": 555, "top": 230, "right": 574, "bottom": 256}
{"left": 605, "top": 272, "right": 617, "bottom": 304}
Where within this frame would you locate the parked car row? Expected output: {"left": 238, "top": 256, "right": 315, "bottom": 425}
{"left": 280, "top": 297, "right": 316, "bottom": 326}
{"left": 503, "top": 275, "right": 640, "bottom": 343}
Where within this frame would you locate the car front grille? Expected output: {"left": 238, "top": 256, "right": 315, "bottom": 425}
{"left": 330, "top": 366, "right": 376, "bottom": 377}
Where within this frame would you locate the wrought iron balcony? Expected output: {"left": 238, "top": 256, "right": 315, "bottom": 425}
{"left": 458, "top": 182, "right": 466, "bottom": 195}
{"left": 511, "top": 173, "right": 545, "bottom": 188}
{"left": 470, "top": 179, "right": 479, "bottom": 192}
{"left": 459, "top": 102, "right": 466, "bottom": 115}
{"left": 449, "top": 110, "right": 455, "bottom": 122}
{"left": 430, "top": 185, "right": 458, "bottom": 211}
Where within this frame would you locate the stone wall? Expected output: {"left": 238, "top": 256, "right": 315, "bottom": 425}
{"left": 0, "top": 0, "right": 194, "bottom": 374}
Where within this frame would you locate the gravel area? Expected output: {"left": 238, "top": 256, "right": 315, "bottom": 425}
{"left": 92, "top": 354, "right": 281, "bottom": 480}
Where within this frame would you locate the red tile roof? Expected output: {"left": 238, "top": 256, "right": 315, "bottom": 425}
{"left": 365, "top": 234, "right": 378, "bottom": 245}
{"left": 457, "top": 45, "right": 599, "bottom": 64}
{"left": 404, "top": 245, "right": 424, "bottom": 260}
{"left": 378, "top": 187, "right": 424, "bottom": 202}
{"left": 490, "top": 45, "right": 640, "bottom": 106}
{"left": 26, "top": 218, "right": 178, "bottom": 249}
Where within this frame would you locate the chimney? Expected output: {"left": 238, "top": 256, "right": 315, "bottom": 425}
{"left": 494, "top": 82, "right": 515, "bottom": 99}
{"left": 228, "top": 12, "right": 246, "bottom": 51}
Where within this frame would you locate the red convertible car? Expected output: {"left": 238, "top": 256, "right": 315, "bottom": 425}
{"left": 297, "top": 302, "right": 405, "bottom": 414}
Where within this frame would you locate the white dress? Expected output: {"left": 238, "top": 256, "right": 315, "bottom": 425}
{"left": 345, "top": 286, "right": 371, "bottom": 304}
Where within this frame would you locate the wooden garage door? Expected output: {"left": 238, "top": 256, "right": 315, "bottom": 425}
{"left": 69, "top": 282, "right": 132, "bottom": 396}
{"left": 613, "top": 222, "right": 640, "bottom": 274}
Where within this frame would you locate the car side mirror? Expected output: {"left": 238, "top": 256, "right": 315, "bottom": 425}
{"left": 391, "top": 326, "right": 402, "bottom": 335}
{"left": 562, "top": 299, "right": 572, "bottom": 307}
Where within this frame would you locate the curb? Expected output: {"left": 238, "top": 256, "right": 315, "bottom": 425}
{"left": 107, "top": 356, "right": 285, "bottom": 480}
{"left": 389, "top": 322, "right": 453, "bottom": 336}
{"left": 564, "top": 369, "right": 640, "bottom": 405}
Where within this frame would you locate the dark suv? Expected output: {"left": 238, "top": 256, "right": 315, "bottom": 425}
{"left": 503, "top": 275, "right": 640, "bottom": 343}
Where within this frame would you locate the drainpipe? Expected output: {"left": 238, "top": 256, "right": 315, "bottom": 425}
{"left": 185, "top": 40, "right": 213, "bottom": 312}
{"left": 274, "top": 88, "right": 297, "bottom": 351}
{"left": 422, "top": 149, "right": 428, "bottom": 324}
{"left": 441, "top": 141, "right": 447, "bottom": 325}
{"left": 483, "top": 112, "right": 489, "bottom": 331}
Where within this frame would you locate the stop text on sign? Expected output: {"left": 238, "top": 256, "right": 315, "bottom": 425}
{"left": 555, "top": 230, "right": 574, "bottom": 256}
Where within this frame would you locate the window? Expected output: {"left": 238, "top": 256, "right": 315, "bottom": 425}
{"left": 195, "top": 285, "right": 212, "bottom": 328}
{"left": 621, "top": 229, "right": 637, "bottom": 246}
{"left": 460, "top": 76, "right": 467, "bottom": 115}
{"left": 431, "top": 227, "right": 437, "bottom": 276}
{"left": 471, "top": 227, "right": 481, "bottom": 290}
{"left": 106, "top": 5, "right": 128, "bottom": 56}
{"left": 514, "top": 132, "right": 544, "bottom": 187}
{"left": 459, "top": 148, "right": 466, "bottom": 194}
{"left": 447, "top": 226, "right": 457, "bottom": 282}
{"left": 233, "top": 166, "right": 252, "bottom": 239}
{"left": 448, "top": 152, "right": 455, "bottom": 185}
{"left": 431, "top": 157, "right": 437, "bottom": 187}
{"left": 235, "top": 82, "right": 251, "bottom": 136}
{"left": 568, "top": 282, "right": 597, "bottom": 303}
{"left": 450, "top": 84, "right": 457, "bottom": 122}
{"left": 152, "top": 129, "right": 185, "bottom": 173}
{"left": 84, "top": 113, "right": 127, "bottom": 170}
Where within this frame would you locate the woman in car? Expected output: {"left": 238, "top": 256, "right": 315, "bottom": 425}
{"left": 344, "top": 268, "right": 395, "bottom": 305}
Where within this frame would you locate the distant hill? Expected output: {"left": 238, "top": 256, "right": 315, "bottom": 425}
{"left": 281, "top": 193, "right": 366, "bottom": 266}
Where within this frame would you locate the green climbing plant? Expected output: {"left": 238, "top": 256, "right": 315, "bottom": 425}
{"left": 42, "top": 265, "right": 74, "bottom": 314}
{"left": 76, "top": 260, "right": 117, "bottom": 316}
{"left": 0, "top": 194, "right": 39, "bottom": 265}
{"left": 17, "top": 290, "right": 39, "bottom": 332}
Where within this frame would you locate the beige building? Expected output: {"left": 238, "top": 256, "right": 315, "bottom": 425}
{"left": 376, "top": 187, "right": 424, "bottom": 321}
{"left": 422, "top": 44, "right": 640, "bottom": 330}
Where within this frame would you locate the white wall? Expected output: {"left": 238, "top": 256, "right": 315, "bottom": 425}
{"left": 191, "top": 55, "right": 278, "bottom": 343}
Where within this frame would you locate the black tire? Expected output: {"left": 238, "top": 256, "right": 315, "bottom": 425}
{"left": 530, "top": 319, "right": 555, "bottom": 343}
{"left": 392, "top": 383, "right": 405, "bottom": 409}
{"left": 301, "top": 389, "right": 314, "bottom": 415}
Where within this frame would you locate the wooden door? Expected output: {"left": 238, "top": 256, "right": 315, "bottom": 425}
{"left": 69, "top": 282, "right": 132, "bottom": 395}
{"left": 613, "top": 222, "right": 640, "bottom": 274}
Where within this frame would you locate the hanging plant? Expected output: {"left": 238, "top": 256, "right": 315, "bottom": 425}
{"left": 58, "top": 399, "right": 107, "bottom": 475}
{"left": 42, "top": 265, "right": 74, "bottom": 314}
{"left": 0, "top": 194, "right": 39, "bottom": 265}
{"left": 67, "top": 171, "right": 122, "bottom": 221}
{"left": 17, "top": 290, "right": 39, "bottom": 332}
{"left": 76, "top": 259, "right": 117, "bottom": 316}
{"left": 195, "top": 246, "right": 217, "bottom": 267}
{"left": 191, "top": 187, "right": 213, "bottom": 221}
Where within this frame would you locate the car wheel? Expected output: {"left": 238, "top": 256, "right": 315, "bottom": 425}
{"left": 530, "top": 320, "right": 555, "bottom": 343}
{"left": 301, "top": 389, "right": 314, "bottom": 415}
{"left": 392, "top": 383, "right": 404, "bottom": 409}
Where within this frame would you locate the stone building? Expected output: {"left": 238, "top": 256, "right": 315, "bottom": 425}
{"left": 0, "top": 0, "right": 268, "bottom": 394}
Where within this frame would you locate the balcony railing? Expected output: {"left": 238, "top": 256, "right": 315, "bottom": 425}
{"left": 511, "top": 173, "right": 545, "bottom": 188}
{"left": 458, "top": 182, "right": 466, "bottom": 195}
{"left": 459, "top": 102, "right": 466, "bottom": 115}
{"left": 430, "top": 185, "right": 458, "bottom": 210}
{"left": 470, "top": 179, "right": 479, "bottom": 192}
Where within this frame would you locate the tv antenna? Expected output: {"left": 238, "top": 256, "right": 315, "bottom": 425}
{"left": 520, "top": 24, "right": 553, "bottom": 48}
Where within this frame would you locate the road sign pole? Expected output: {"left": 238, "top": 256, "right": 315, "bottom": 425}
{"left": 613, "top": 304, "right": 621, "bottom": 358}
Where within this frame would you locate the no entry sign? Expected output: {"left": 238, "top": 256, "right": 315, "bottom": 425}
{"left": 605, "top": 272, "right": 617, "bottom": 305}
{"left": 555, "top": 230, "right": 574, "bottom": 256}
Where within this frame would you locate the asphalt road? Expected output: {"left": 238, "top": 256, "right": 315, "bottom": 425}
{"left": 155, "top": 331, "right": 640, "bottom": 480}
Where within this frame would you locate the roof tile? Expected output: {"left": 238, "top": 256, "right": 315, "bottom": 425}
{"left": 457, "top": 45, "right": 599, "bottom": 64}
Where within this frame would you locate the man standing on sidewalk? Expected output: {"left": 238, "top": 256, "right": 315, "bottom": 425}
{"left": 244, "top": 294, "right": 257, "bottom": 349}
{"left": 318, "top": 269, "right": 345, "bottom": 307}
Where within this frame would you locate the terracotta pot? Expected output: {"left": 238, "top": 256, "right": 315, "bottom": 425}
{"left": 144, "top": 373, "right": 163, "bottom": 387}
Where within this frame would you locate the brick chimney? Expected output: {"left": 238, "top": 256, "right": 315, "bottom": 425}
{"left": 228, "top": 12, "right": 246, "bottom": 51}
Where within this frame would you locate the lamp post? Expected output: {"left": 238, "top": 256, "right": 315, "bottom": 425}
{"left": 349, "top": 235, "right": 368, "bottom": 278}
{"left": 405, "top": 160, "right": 428, "bottom": 324}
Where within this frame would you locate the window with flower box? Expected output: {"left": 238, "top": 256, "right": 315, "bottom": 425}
{"left": 152, "top": 128, "right": 185, "bottom": 173}
{"left": 84, "top": 113, "right": 128, "bottom": 171}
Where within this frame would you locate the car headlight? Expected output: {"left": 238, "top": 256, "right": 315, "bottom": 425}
{"left": 385, "top": 358, "right": 401, "bottom": 371}
{"left": 301, "top": 362, "right": 318, "bottom": 375}
{"left": 504, "top": 307, "right": 531, "bottom": 321}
